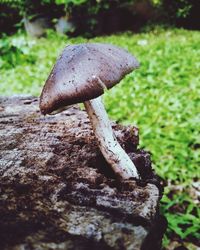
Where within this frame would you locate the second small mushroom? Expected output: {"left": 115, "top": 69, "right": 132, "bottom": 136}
{"left": 40, "top": 43, "right": 140, "bottom": 179}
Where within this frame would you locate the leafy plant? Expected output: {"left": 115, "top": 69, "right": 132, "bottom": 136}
{"left": 162, "top": 191, "right": 200, "bottom": 244}
{"left": 0, "top": 34, "right": 36, "bottom": 69}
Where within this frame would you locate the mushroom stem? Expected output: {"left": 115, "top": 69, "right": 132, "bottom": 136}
{"left": 84, "top": 97, "right": 139, "bottom": 179}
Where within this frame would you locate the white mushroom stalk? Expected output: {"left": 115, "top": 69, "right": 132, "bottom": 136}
{"left": 84, "top": 97, "right": 139, "bottom": 179}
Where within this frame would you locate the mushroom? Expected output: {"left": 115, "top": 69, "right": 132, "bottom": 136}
{"left": 40, "top": 43, "right": 140, "bottom": 179}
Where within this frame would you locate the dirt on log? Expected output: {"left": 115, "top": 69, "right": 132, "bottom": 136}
{"left": 0, "top": 96, "right": 167, "bottom": 250}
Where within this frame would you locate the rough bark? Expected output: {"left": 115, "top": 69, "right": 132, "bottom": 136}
{"left": 0, "top": 96, "right": 167, "bottom": 250}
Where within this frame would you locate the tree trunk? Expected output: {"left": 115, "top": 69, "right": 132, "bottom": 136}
{"left": 0, "top": 96, "right": 167, "bottom": 250}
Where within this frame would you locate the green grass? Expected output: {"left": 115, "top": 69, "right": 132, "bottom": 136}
{"left": 0, "top": 27, "right": 200, "bottom": 248}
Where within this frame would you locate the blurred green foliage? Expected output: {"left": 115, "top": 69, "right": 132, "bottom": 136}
{"left": 0, "top": 0, "right": 199, "bottom": 35}
{"left": 160, "top": 0, "right": 199, "bottom": 29}
{"left": 0, "top": 27, "right": 200, "bottom": 247}
{"left": 62, "top": 0, "right": 136, "bottom": 36}
{"left": 0, "top": 0, "right": 62, "bottom": 34}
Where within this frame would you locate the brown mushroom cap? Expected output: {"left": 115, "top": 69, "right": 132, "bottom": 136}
{"left": 40, "top": 43, "right": 139, "bottom": 115}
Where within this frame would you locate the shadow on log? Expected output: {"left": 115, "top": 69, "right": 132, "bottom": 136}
{"left": 0, "top": 96, "right": 167, "bottom": 250}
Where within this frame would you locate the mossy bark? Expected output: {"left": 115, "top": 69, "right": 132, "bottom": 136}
{"left": 0, "top": 96, "right": 167, "bottom": 250}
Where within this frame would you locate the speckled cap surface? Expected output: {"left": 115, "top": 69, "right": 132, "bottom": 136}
{"left": 40, "top": 43, "right": 139, "bottom": 115}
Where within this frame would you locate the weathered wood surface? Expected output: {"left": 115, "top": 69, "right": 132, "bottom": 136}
{"left": 0, "top": 96, "right": 166, "bottom": 250}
